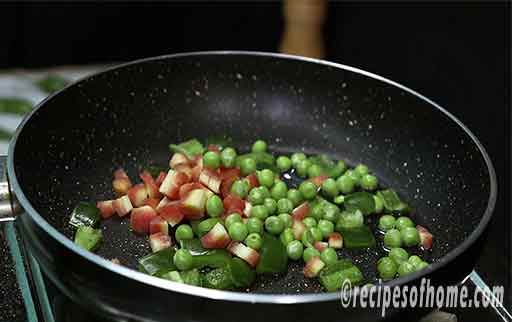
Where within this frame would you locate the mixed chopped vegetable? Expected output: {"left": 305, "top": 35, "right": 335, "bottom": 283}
{"left": 71, "top": 138, "right": 433, "bottom": 291}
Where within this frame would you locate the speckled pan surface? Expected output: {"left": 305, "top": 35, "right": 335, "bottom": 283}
{"left": 9, "top": 52, "right": 495, "bottom": 296}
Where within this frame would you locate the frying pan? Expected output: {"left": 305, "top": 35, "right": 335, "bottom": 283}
{"left": 0, "top": 52, "right": 496, "bottom": 321}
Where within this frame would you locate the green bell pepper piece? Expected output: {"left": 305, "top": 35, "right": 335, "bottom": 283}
{"left": 256, "top": 233, "right": 288, "bottom": 274}
{"left": 203, "top": 268, "right": 234, "bottom": 290}
{"left": 343, "top": 192, "right": 375, "bottom": 215}
{"left": 138, "top": 248, "right": 177, "bottom": 276}
{"left": 191, "top": 249, "right": 232, "bottom": 269}
{"left": 0, "top": 98, "right": 33, "bottom": 115}
{"left": 190, "top": 220, "right": 201, "bottom": 237}
{"left": 180, "top": 239, "right": 208, "bottom": 255}
{"left": 338, "top": 226, "right": 376, "bottom": 249}
{"left": 74, "top": 226, "right": 102, "bottom": 251}
{"left": 376, "top": 189, "right": 411, "bottom": 214}
{"left": 181, "top": 269, "right": 203, "bottom": 286}
{"left": 169, "top": 139, "right": 205, "bottom": 158}
{"left": 228, "top": 257, "right": 256, "bottom": 288}
{"left": 321, "top": 259, "right": 354, "bottom": 275}
{"left": 161, "top": 271, "right": 184, "bottom": 283}
{"left": 69, "top": 202, "right": 101, "bottom": 228}
{"left": 37, "top": 75, "right": 69, "bottom": 94}
{"left": 319, "top": 266, "right": 364, "bottom": 292}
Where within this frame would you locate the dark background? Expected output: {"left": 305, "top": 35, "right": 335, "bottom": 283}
{"left": 0, "top": 0, "right": 510, "bottom": 313}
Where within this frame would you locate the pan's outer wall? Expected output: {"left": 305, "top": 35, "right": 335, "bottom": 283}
{"left": 10, "top": 53, "right": 494, "bottom": 321}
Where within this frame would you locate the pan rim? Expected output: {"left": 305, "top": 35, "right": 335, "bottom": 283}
{"left": 7, "top": 50, "right": 497, "bottom": 304}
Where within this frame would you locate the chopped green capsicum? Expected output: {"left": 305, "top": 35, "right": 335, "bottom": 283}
{"left": 169, "top": 139, "right": 205, "bottom": 158}
{"left": 180, "top": 239, "right": 208, "bottom": 255}
{"left": 203, "top": 267, "right": 234, "bottom": 290}
{"left": 228, "top": 257, "right": 256, "bottom": 288}
{"left": 319, "top": 265, "right": 364, "bottom": 291}
{"left": 376, "top": 189, "right": 411, "bottom": 214}
{"left": 181, "top": 269, "right": 203, "bottom": 286}
{"left": 138, "top": 248, "right": 177, "bottom": 276}
{"left": 256, "top": 233, "right": 288, "bottom": 274}
{"left": 69, "top": 202, "right": 101, "bottom": 228}
{"left": 308, "top": 154, "right": 345, "bottom": 178}
{"left": 74, "top": 226, "right": 102, "bottom": 251}
{"left": 191, "top": 249, "right": 232, "bottom": 269}
{"left": 338, "top": 226, "right": 376, "bottom": 249}
{"left": 343, "top": 192, "right": 375, "bottom": 215}
{"left": 161, "top": 271, "right": 184, "bottom": 283}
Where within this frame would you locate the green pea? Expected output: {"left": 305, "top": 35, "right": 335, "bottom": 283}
{"left": 240, "top": 158, "right": 257, "bottom": 176}
{"left": 198, "top": 218, "right": 220, "bottom": 237}
{"left": 310, "top": 203, "right": 325, "bottom": 221}
{"left": 336, "top": 175, "right": 355, "bottom": 194}
{"left": 378, "top": 215, "right": 396, "bottom": 231}
{"left": 303, "top": 217, "right": 317, "bottom": 228}
{"left": 389, "top": 247, "right": 409, "bottom": 265}
{"left": 307, "top": 164, "right": 323, "bottom": 178}
{"left": 321, "top": 178, "right": 338, "bottom": 198}
{"left": 174, "top": 249, "right": 193, "bottom": 270}
{"left": 250, "top": 205, "right": 269, "bottom": 220}
{"left": 377, "top": 257, "right": 398, "bottom": 280}
{"left": 415, "top": 261, "right": 429, "bottom": 271}
{"left": 175, "top": 224, "right": 194, "bottom": 241}
{"left": 301, "top": 229, "right": 315, "bottom": 247}
{"left": 408, "top": 255, "right": 423, "bottom": 267}
{"left": 258, "top": 186, "right": 270, "bottom": 198}
{"left": 287, "top": 189, "right": 303, "bottom": 207}
{"left": 231, "top": 180, "right": 249, "bottom": 198}
{"left": 320, "top": 248, "right": 338, "bottom": 265}
{"left": 360, "top": 174, "right": 378, "bottom": 191}
{"left": 271, "top": 181, "right": 288, "bottom": 200}
{"left": 278, "top": 213, "right": 293, "bottom": 228}
{"left": 251, "top": 140, "right": 267, "bottom": 153}
{"left": 296, "top": 159, "right": 312, "bottom": 178}
{"left": 317, "top": 220, "right": 334, "bottom": 238}
{"left": 374, "top": 195, "right": 384, "bottom": 213}
{"left": 225, "top": 213, "right": 242, "bottom": 229}
{"left": 384, "top": 229, "right": 402, "bottom": 248}
{"left": 395, "top": 217, "right": 415, "bottom": 231}
{"left": 258, "top": 169, "right": 275, "bottom": 188}
{"left": 291, "top": 152, "right": 306, "bottom": 166}
{"left": 309, "top": 227, "right": 323, "bottom": 241}
{"left": 280, "top": 228, "right": 295, "bottom": 246}
{"left": 332, "top": 160, "right": 347, "bottom": 178}
{"left": 401, "top": 227, "right": 420, "bottom": 247}
{"left": 264, "top": 197, "right": 277, "bottom": 215}
{"left": 246, "top": 217, "right": 264, "bottom": 234}
{"left": 245, "top": 233, "right": 263, "bottom": 250}
{"left": 203, "top": 151, "right": 221, "bottom": 169}
{"left": 323, "top": 202, "right": 340, "bottom": 222}
{"left": 276, "top": 156, "right": 292, "bottom": 172}
{"left": 277, "top": 198, "right": 294, "bottom": 214}
{"left": 206, "top": 195, "right": 224, "bottom": 217}
{"left": 265, "top": 216, "right": 285, "bottom": 235}
{"left": 286, "top": 240, "right": 304, "bottom": 260}
{"left": 303, "top": 247, "right": 320, "bottom": 262}
{"left": 220, "top": 147, "right": 237, "bottom": 168}
{"left": 248, "top": 188, "right": 265, "bottom": 205}
{"left": 345, "top": 170, "right": 361, "bottom": 186}
{"left": 228, "top": 222, "right": 248, "bottom": 241}
{"left": 354, "top": 164, "right": 369, "bottom": 176}
{"left": 397, "top": 261, "right": 415, "bottom": 277}
{"left": 299, "top": 181, "right": 317, "bottom": 200}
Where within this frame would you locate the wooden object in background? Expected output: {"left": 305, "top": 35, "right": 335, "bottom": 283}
{"left": 279, "top": 0, "right": 327, "bottom": 59}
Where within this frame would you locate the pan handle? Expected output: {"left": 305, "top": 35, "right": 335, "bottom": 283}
{"left": 0, "top": 155, "right": 22, "bottom": 222}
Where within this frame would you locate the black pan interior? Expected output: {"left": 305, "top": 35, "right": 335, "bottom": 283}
{"left": 13, "top": 53, "right": 491, "bottom": 293}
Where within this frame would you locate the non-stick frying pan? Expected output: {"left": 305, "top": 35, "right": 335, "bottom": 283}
{"left": 1, "top": 52, "right": 496, "bottom": 321}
